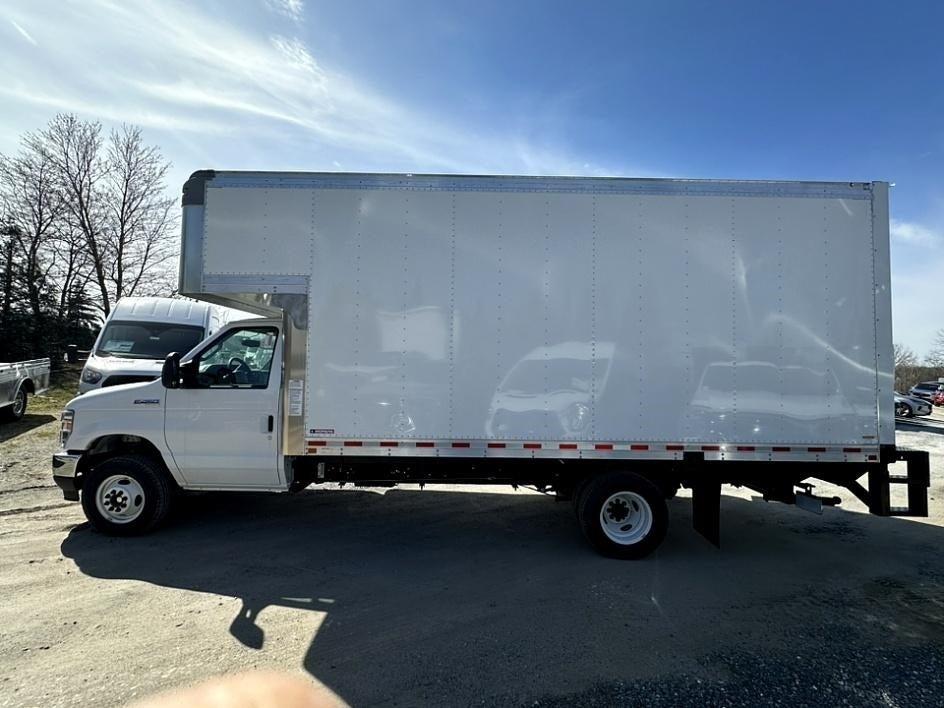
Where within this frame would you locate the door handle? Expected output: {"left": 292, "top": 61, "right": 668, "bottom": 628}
{"left": 267, "top": 415, "right": 274, "bottom": 433}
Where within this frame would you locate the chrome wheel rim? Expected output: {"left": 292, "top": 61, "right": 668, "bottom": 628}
{"left": 599, "top": 491, "right": 653, "bottom": 545}
{"left": 12, "top": 391, "right": 24, "bottom": 417}
{"left": 95, "top": 475, "right": 146, "bottom": 524}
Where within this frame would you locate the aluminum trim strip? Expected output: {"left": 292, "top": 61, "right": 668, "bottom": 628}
{"left": 302, "top": 439, "right": 878, "bottom": 463}
{"left": 206, "top": 174, "right": 873, "bottom": 200}
{"left": 202, "top": 274, "right": 308, "bottom": 294}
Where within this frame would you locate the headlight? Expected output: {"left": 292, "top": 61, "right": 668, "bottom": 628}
{"left": 60, "top": 409, "right": 74, "bottom": 447}
{"left": 81, "top": 368, "right": 103, "bottom": 384}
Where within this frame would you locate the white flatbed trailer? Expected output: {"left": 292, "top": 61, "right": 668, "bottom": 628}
{"left": 0, "top": 358, "right": 49, "bottom": 422}
{"left": 52, "top": 172, "right": 929, "bottom": 557}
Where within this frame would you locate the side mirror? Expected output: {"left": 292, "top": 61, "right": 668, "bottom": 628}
{"left": 161, "top": 352, "right": 180, "bottom": 389}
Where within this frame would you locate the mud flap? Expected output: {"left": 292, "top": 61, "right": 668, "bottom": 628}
{"left": 686, "top": 450, "right": 720, "bottom": 547}
{"left": 692, "top": 478, "right": 721, "bottom": 547}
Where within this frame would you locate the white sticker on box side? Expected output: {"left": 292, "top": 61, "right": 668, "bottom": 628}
{"left": 288, "top": 379, "right": 304, "bottom": 416}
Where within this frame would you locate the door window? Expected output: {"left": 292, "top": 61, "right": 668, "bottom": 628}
{"left": 188, "top": 327, "right": 278, "bottom": 389}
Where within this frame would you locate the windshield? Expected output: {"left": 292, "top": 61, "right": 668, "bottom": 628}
{"left": 96, "top": 320, "right": 205, "bottom": 359}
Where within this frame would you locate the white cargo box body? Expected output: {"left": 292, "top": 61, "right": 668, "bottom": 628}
{"left": 182, "top": 173, "right": 893, "bottom": 459}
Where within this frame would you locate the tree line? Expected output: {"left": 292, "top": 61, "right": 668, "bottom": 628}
{"left": 895, "top": 335, "right": 944, "bottom": 393}
{"left": 0, "top": 114, "right": 177, "bottom": 364}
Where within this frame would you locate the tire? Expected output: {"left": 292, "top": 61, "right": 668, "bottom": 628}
{"left": 571, "top": 476, "right": 592, "bottom": 516}
{"left": 895, "top": 402, "right": 913, "bottom": 418}
{"left": 577, "top": 471, "right": 668, "bottom": 559}
{"left": 81, "top": 455, "right": 174, "bottom": 536}
{"left": 0, "top": 389, "right": 27, "bottom": 422}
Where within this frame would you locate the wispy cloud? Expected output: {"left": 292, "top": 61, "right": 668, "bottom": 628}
{"left": 264, "top": 0, "right": 304, "bottom": 24}
{"left": 270, "top": 35, "right": 319, "bottom": 72}
{"left": 891, "top": 218, "right": 941, "bottom": 247}
{"left": 10, "top": 19, "right": 37, "bottom": 45}
{"left": 0, "top": 0, "right": 645, "bottom": 180}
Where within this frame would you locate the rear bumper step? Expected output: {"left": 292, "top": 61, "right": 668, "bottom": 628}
{"left": 867, "top": 448, "right": 930, "bottom": 517}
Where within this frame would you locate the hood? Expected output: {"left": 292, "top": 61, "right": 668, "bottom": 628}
{"left": 68, "top": 377, "right": 165, "bottom": 412}
{"left": 79, "top": 354, "right": 166, "bottom": 391}
{"left": 84, "top": 354, "right": 166, "bottom": 375}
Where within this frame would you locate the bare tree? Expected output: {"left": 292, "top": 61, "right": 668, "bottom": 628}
{"left": 103, "top": 125, "right": 177, "bottom": 301}
{"left": 0, "top": 115, "right": 179, "bottom": 361}
{"left": 43, "top": 115, "right": 177, "bottom": 316}
{"left": 927, "top": 329, "right": 944, "bottom": 367}
{"left": 894, "top": 342, "right": 919, "bottom": 368}
{"left": 0, "top": 134, "right": 66, "bottom": 318}
{"left": 42, "top": 114, "right": 112, "bottom": 314}
{"left": 52, "top": 222, "right": 95, "bottom": 319}
{"left": 0, "top": 224, "right": 20, "bottom": 322}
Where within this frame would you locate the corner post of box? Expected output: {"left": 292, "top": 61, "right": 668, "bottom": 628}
{"left": 871, "top": 181, "right": 895, "bottom": 445}
{"left": 179, "top": 170, "right": 215, "bottom": 297}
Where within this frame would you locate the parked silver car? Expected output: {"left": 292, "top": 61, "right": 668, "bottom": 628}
{"left": 908, "top": 381, "right": 944, "bottom": 402}
{"left": 895, "top": 392, "right": 932, "bottom": 418}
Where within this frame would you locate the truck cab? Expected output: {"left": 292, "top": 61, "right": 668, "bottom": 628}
{"left": 54, "top": 318, "right": 286, "bottom": 529}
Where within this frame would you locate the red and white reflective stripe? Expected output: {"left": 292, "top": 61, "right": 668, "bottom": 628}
{"left": 304, "top": 439, "right": 879, "bottom": 461}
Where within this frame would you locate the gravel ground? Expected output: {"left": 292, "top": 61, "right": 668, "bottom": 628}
{"left": 2, "top": 382, "right": 943, "bottom": 707}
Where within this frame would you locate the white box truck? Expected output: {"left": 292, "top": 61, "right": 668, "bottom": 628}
{"left": 52, "top": 171, "right": 930, "bottom": 558}
{"left": 79, "top": 296, "right": 249, "bottom": 393}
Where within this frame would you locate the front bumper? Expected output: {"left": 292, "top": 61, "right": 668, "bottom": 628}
{"left": 52, "top": 452, "right": 82, "bottom": 501}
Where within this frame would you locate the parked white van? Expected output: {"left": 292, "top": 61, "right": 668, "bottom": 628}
{"left": 79, "top": 297, "right": 248, "bottom": 393}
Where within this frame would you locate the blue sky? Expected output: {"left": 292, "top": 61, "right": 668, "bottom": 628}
{"left": 2, "top": 0, "right": 942, "bottom": 355}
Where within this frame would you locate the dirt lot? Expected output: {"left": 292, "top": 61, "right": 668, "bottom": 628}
{"left": 2, "top": 378, "right": 944, "bottom": 707}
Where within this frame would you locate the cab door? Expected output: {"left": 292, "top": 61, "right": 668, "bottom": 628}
{"left": 164, "top": 325, "right": 282, "bottom": 487}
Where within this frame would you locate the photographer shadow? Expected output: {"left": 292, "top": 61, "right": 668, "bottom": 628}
{"left": 61, "top": 484, "right": 944, "bottom": 705}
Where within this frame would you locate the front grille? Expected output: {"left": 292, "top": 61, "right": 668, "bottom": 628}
{"left": 101, "top": 375, "right": 158, "bottom": 388}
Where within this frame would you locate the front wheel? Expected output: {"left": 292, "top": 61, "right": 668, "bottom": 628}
{"left": 81, "top": 455, "right": 174, "bottom": 535}
{"left": 895, "top": 402, "right": 913, "bottom": 418}
{"left": 577, "top": 472, "right": 668, "bottom": 559}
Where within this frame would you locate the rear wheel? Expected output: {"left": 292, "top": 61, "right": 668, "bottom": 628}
{"left": 577, "top": 471, "right": 668, "bottom": 559}
{"left": 0, "top": 389, "right": 27, "bottom": 422}
{"left": 81, "top": 455, "right": 174, "bottom": 535}
{"left": 571, "top": 477, "right": 592, "bottom": 515}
